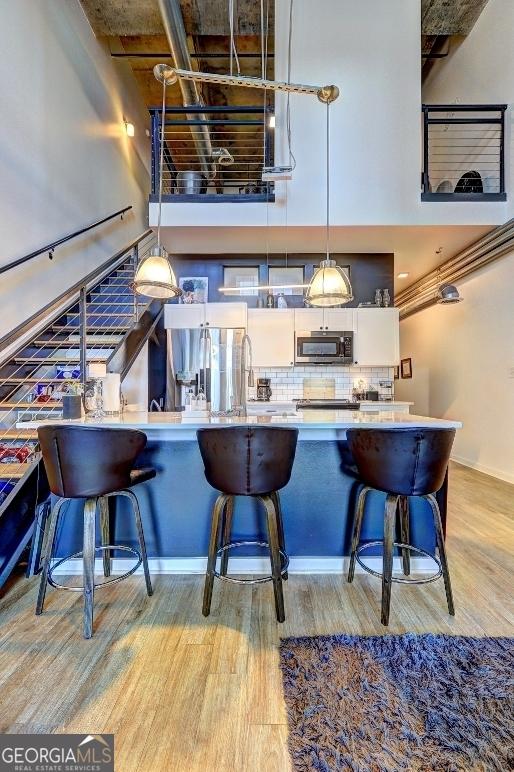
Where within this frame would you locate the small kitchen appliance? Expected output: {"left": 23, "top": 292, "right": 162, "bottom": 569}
{"left": 256, "top": 378, "right": 272, "bottom": 401}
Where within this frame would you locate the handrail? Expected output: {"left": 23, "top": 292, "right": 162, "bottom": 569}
{"left": 0, "top": 206, "right": 133, "bottom": 276}
{"left": 0, "top": 229, "right": 153, "bottom": 359}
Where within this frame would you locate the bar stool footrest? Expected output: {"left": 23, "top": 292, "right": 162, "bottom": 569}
{"left": 214, "top": 540, "right": 289, "bottom": 585}
{"left": 355, "top": 541, "right": 442, "bottom": 585}
{"left": 47, "top": 545, "right": 142, "bottom": 591}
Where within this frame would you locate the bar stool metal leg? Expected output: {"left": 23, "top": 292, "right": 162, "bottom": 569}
{"left": 220, "top": 496, "right": 234, "bottom": 577}
{"left": 381, "top": 494, "right": 398, "bottom": 626}
{"left": 203, "top": 494, "right": 228, "bottom": 617}
{"left": 425, "top": 494, "right": 455, "bottom": 616}
{"left": 271, "top": 491, "right": 287, "bottom": 580}
{"left": 82, "top": 497, "right": 97, "bottom": 640}
{"left": 36, "top": 497, "right": 67, "bottom": 615}
{"left": 99, "top": 496, "right": 111, "bottom": 578}
{"left": 120, "top": 489, "right": 153, "bottom": 597}
{"left": 348, "top": 486, "right": 370, "bottom": 582}
{"left": 398, "top": 496, "right": 411, "bottom": 576}
{"left": 261, "top": 494, "right": 285, "bottom": 623}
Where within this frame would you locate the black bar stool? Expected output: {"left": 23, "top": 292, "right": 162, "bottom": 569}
{"left": 36, "top": 425, "right": 156, "bottom": 638}
{"left": 197, "top": 426, "right": 298, "bottom": 623}
{"left": 346, "top": 427, "right": 456, "bottom": 626}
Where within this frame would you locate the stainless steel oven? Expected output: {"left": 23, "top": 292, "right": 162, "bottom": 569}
{"left": 295, "top": 331, "right": 354, "bottom": 365}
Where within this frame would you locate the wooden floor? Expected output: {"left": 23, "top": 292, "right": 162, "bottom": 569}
{"left": 0, "top": 462, "right": 513, "bottom": 771}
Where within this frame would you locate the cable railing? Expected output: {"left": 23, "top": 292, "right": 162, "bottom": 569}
{"left": 422, "top": 105, "right": 507, "bottom": 202}
{"left": 0, "top": 229, "right": 156, "bottom": 508}
{"left": 150, "top": 105, "right": 275, "bottom": 202}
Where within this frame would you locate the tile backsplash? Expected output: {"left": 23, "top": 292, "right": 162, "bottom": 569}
{"left": 249, "top": 366, "right": 394, "bottom": 402}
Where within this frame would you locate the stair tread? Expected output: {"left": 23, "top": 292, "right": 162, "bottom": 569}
{"left": 0, "top": 401, "right": 62, "bottom": 409}
{"left": 14, "top": 357, "right": 107, "bottom": 364}
{"left": 33, "top": 338, "right": 120, "bottom": 346}
{"left": 0, "top": 430, "right": 38, "bottom": 440}
{"left": 2, "top": 377, "right": 80, "bottom": 385}
{"left": 0, "top": 463, "right": 31, "bottom": 480}
{"left": 51, "top": 326, "right": 128, "bottom": 332}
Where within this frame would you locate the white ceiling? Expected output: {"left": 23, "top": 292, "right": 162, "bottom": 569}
{"left": 161, "top": 224, "right": 493, "bottom": 291}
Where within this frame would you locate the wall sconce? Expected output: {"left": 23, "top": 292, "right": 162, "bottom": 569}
{"left": 124, "top": 120, "right": 135, "bottom": 137}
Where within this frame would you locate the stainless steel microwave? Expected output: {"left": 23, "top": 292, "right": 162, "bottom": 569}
{"left": 295, "top": 331, "right": 354, "bottom": 365}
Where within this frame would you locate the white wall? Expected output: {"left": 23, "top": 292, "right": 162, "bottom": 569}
{"left": 395, "top": 251, "right": 514, "bottom": 483}
{"left": 0, "top": 0, "right": 150, "bottom": 340}
{"left": 155, "top": 0, "right": 508, "bottom": 234}
{"left": 423, "top": 0, "right": 514, "bottom": 221}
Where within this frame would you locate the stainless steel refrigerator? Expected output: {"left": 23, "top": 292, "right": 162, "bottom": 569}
{"left": 166, "top": 327, "right": 252, "bottom": 415}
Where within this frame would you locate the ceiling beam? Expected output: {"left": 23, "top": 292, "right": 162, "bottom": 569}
{"left": 421, "top": 0, "right": 490, "bottom": 36}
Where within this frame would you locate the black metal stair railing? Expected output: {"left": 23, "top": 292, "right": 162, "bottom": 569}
{"left": 0, "top": 228, "right": 158, "bottom": 587}
{"left": 422, "top": 104, "right": 507, "bottom": 202}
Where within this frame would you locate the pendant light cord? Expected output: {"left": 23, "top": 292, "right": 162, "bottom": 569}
{"left": 326, "top": 101, "right": 330, "bottom": 260}
{"left": 157, "top": 77, "right": 167, "bottom": 249}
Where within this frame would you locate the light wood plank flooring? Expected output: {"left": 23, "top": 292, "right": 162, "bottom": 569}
{"left": 0, "top": 462, "right": 512, "bottom": 771}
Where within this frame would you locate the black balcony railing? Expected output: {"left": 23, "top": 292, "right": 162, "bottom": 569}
{"left": 422, "top": 104, "right": 507, "bottom": 202}
{"left": 149, "top": 105, "right": 275, "bottom": 203}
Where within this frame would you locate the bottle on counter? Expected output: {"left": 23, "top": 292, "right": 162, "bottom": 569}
{"left": 266, "top": 292, "right": 275, "bottom": 308}
{"left": 277, "top": 293, "right": 288, "bottom": 308}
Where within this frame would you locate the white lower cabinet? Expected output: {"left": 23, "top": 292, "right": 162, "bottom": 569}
{"left": 354, "top": 308, "right": 399, "bottom": 366}
{"left": 247, "top": 309, "right": 295, "bottom": 368}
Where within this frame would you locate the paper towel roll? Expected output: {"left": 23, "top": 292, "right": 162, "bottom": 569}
{"left": 100, "top": 373, "right": 121, "bottom": 413}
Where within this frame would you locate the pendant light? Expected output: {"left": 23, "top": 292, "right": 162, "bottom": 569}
{"left": 305, "top": 103, "right": 353, "bottom": 307}
{"left": 133, "top": 66, "right": 181, "bottom": 300}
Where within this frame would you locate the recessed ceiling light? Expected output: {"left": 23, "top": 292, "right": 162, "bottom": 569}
{"left": 397, "top": 272, "right": 409, "bottom": 279}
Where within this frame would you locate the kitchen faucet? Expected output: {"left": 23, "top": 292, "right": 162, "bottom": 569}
{"left": 242, "top": 333, "right": 255, "bottom": 387}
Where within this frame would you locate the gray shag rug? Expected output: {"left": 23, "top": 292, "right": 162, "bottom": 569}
{"left": 279, "top": 633, "right": 514, "bottom": 771}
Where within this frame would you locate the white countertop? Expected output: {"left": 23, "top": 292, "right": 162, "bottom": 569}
{"left": 17, "top": 410, "right": 462, "bottom": 441}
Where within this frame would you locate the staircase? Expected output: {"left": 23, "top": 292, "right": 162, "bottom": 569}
{"left": 0, "top": 230, "right": 159, "bottom": 584}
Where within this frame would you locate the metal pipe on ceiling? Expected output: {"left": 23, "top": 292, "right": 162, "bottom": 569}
{"left": 396, "top": 218, "right": 514, "bottom": 318}
{"left": 157, "top": 0, "right": 214, "bottom": 179}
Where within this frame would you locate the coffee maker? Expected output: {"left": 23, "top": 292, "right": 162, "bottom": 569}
{"left": 256, "top": 378, "right": 272, "bottom": 401}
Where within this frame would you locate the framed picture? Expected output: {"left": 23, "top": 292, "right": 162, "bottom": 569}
{"left": 393, "top": 365, "right": 400, "bottom": 380}
{"left": 268, "top": 266, "right": 305, "bottom": 296}
{"left": 179, "top": 277, "right": 208, "bottom": 304}
{"left": 400, "top": 357, "right": 412, "bottom": 379}
{"left": 223, "top": 266, "right": 259, "bottom": 296}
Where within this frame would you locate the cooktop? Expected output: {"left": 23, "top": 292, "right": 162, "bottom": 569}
{"left": 295, "top": 399, "right": 361, "bottom": 410}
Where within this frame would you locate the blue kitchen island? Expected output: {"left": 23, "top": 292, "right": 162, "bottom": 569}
{"left": 19, "top": 410, "right": 462, "bottom": 573}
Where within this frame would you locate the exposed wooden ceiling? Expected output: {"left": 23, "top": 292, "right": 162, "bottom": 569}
{"left": 81, "top": 0, "right": 274, "bottom": 109}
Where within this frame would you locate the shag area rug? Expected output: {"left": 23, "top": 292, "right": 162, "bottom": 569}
{"left": 280, "top": 633, "right": 514, "bottom": 771}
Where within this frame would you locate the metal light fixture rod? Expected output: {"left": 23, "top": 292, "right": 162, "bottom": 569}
{"left": 154, "top": 65, "right": 340, "bottom": 104}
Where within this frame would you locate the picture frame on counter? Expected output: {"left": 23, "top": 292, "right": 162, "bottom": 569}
{"left": 400, "top": 357, "right": 412, "bottom": 379}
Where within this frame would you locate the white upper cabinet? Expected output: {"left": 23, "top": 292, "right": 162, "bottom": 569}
{"left": 204, "top": 302, "right": 246, "bottom": 328}
{"left": 248, "top": 309, "right": 295, "bottom": 368}
{"left": 323, "top": 308, "right": 355, "bottom": 331}
{"left": 294, "top": 308, "right": 324, "bottom": 332}
{"left": 164, "top": 303, "right": 205, "bottom": 329}
{"left": 294, "top": 308, "right": 355, "bottom": 332}
{"left": 354, "top": 308, "right": 399, "bottom": 366}
{"left": 164, "top": 302, "right": 246, "bottom": 329}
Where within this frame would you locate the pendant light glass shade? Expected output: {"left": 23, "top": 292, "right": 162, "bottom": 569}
{"left": 133, "top": 246, "right": 182, "bottom": 300}
{"left": 305, "top": 259, "right": 353, "bottom": 307}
